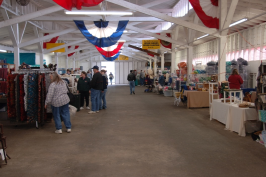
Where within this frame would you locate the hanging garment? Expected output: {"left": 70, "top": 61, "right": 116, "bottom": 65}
{"left": 19, "top": 74, "right": 27, "bottom": 121}
{"left": 0, "top": 68, "right": 8, "bottom": 80}
{"left": 45, "top": 73, "right": 52, "bottom": 113}
{"left": 7, "top": 74, "right": 17, "bottom": 118}
{"left": 23, "top": 74, "right": 28, "bottom": 111}
{"left": 38, "top": 74, "right": 42, "bottom": 123}
{"left": 42, "top": 74, "right": 47, "bottom": 121}
{"left": 14, "top": 75, "right": 20, "bottom": 122}
{"left": 0, "top": 81, "right": 7, "bottom": 94}
{"left": 27, "top": 74, "right": 38, "bottom": 123}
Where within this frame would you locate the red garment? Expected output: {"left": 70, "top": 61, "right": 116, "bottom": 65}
{"left": 95, "top": 42, "right": 124, "bottom": 57}
{"left": 0, "top": 68, "right": 8, "bottom": 80}
{"left": 228, "top": 74, "right": 243, "bottom": 89}
{"left": 0, "top": 81, "right": 7, "bottom": 94}
{"left": 53, "top": 0, "right": 104, "bottom": 10}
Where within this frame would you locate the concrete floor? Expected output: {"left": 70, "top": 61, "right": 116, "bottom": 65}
{"left": 0, "top": 85, "right": 266, "bottom": 177}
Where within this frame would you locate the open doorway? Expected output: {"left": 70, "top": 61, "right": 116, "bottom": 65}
{"left": 101, "top": 61, "right": 115, "bottom": 85}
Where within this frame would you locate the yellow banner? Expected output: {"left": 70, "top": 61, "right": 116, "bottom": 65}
{"left": 118, "top": 55, "right": 129, "bottom": 61}
{"left": 142, "top": 40, "right": 160, "bottom": 49}
{"left": 46, "top": 43, "right": 65, "bottom": 53}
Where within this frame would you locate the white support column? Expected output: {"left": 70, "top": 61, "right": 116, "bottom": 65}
{"left": 171, "top": 26, "right": 179, "bottom": 74}
{"left": 40, "top": 53, "right": 44, "bottom": 69}
{"left": 73, "top": 58, "right": 76, "bottom": 69}
{"left": 149, "top": 58, "right": 152, "bottom": 69}
{"left": 14, "top": 46, "right": 20, "bottom": 70}
{"left": 66, "top": 55, "right": 69, "bottom": 69}
{"left": 154, "top": 56, "right": 157, "bottom": 77}
{"left": 161, "top": 53, "right": 164, "bottom": 71}
{"left": 218, "top": 36, "right": 227, "bottom": 82}
{"left": 187, "top": 46, "right": 193, "bottom": 82}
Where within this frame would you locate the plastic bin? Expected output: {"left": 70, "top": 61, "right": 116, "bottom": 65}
{"left": 164, "top": 90, "right": 173, "bottom": 97}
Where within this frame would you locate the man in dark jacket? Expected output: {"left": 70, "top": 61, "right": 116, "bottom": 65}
{"left": 127, "top": 70, "right": 136, "bottom": 95}
{"left": 99, "top": 70, "right": 108, "bottom": 110}
{"left": 88, "top": 66, "right": 103, "bottom": 114}
{"left": 77, "top": 71, "right": 90, "bottom": 110}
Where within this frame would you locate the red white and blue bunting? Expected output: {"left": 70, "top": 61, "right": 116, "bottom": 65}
{"left": 189, "top": 0, "right": 219, "bottom": 29}
{"left": 74, "top": 20, "right": 128, "bottom": 48}
{"left": 95, "top": 42, "right": 124, "bottom": 58}
{"left": 102, "top": 52, "right": 121, "bottom": 61}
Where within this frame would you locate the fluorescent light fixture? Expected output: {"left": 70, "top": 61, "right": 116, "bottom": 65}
{"left": 0, "top": 49, "right": 7, "bottom": 52}
{"left": 229, "top": 18, "right": 247, "bottom": 27}
{"left": 164, "top": 51, "right": 167, "bottom": 53}
{"left": 197, "top": 34, "right": 209, "bottom": 40}
{"left": 65, "top": 10, "right": 133, "bottom": 16}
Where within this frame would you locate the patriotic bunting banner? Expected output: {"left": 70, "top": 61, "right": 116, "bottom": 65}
{"left": 95, "top": 42, "right": 124, "bottom": 58}
{"left": 157, "top": 33, "right": 172, "bottom": 49}
{"left": 53, "top": 0, "right": 104, "bottom": 11}
{"left": 68, "top": 46, "right": 79, "bottom": 57}
{"left": 189, "top": 0, "right": 219, "bottom": 29}
{"left": 102, "top": 52, "right": 121, "bottom": 61}
{"left": 74, "top": 20, "right": 128, "bottom": 48}
{"left": 43, "top": 33, "right": 59, "bottom": 49}
{"left": 0, "top": 0, "right": 3, "bottom": 6}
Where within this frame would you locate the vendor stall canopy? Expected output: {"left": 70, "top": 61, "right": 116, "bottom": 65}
{"left": 0, "top": 0, "right": 265, "bottom": 64}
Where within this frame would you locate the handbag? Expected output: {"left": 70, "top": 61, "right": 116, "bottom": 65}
{"left": 66, "top": 84, "right": 75, "bottom": 105}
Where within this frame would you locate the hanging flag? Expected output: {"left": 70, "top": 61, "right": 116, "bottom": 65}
{"left": 0, "top": 0, "right": 3, "bottom": 6}
{"left": 68, "top": 46, "right": 79, "bottom": 57}
{"left": 53, "top": 0, "right": 104, "bottom": 11}
{"left": 95, "top": 42, "right": 124, "bottom": 57}
{"left": 43, "top": 33, "right": 59, "bottom": 49}
{"left": 157, "top": 33, "right": 172, "bottom": 49}
{"left": 102, "top": 52, "right": 121, "bottom": 61}
{"left": 189, "top": 0, "right": 219, "bottom": 29}
{"left": 74, "top": 20, "right": 128, "bottom": 48}
{"left": 46, "top": 43, "right": 65, "bottom": 53}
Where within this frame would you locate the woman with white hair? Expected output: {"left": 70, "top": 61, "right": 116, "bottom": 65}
{"left": 45, "top": 72, "right": 72, "bottom": 134}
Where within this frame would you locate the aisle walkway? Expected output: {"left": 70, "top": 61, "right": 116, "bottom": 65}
{"left": 1, "top": 86, "right": 266, "bottom": 177}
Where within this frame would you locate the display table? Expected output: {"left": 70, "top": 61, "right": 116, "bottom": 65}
{"left": 184, "top": 91, "right": 211, "bottom": 108}
{"left": 210, "top": 99, "right": 257, "bottom": 136}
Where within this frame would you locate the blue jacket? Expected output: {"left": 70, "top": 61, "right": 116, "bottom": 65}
{"left": 158, "top": 75, "right": 165, "bottom": 86}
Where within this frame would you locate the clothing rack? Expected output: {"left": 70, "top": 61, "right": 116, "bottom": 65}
{"left": 9, "top": 69, "right": 54, "bottom": 129}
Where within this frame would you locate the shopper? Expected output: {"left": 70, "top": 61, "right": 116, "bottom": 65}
{"left": 127, "top": 70, "right": 136, "bottom": 95}
{"left": 67, "top": 69, "right": 71, "bottom": 75}
{"left": 140, "top": 70, "right": 145, "bottom": 86}
{"left": 88, "top": 66, "right": 103, "bottom": 114}
{"left": 136, "top": 72, "right": 140, "bottom": 86}
{"left": 87, "top": 70, "right": 92, "bottom": 80}
{"left": 99, "top": 70, "right": 108, "bottom": 110}
{"left": 228, "top": 69, "right": 243, "bottom": 89}
{"left": 158, "top": 74, "right": 166, "bottom": 86}
{"left": 77, "top": 71, "right": 90, "bottom": 110}
{"left": 109, "top": 72, "right": 114, "bottom": 85}
{"left": 45, "top": 72, "right": 71, "bottom": 134}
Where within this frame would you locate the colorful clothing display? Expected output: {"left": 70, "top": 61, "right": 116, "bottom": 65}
{"left": 7, "top": 72, "right": 52, "bottom": 125}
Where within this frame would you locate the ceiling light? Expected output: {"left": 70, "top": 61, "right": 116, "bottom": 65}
{"left": 0, "top": 49, "right": 7, "bottom": 52}
{"left": 197, "top": 34, "right": 209, "bottom": 40}
{"left": 65, "top": 10, "right": 133, "bottom": 16}
{"left": 229, "top": 18, "right": 247, "bottom": 27}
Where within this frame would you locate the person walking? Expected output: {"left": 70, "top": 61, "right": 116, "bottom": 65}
{"left": 77, "top": 71, "right": 90, "bottom": 110}
{"left": 136, "top": 72, "right": 140, "bottom": 86}
{"left": 127, "top": 70, "right": 136, "bottom": 95}
{"left": 88, "top": 66, "right": 103, "bottom": 114}
{"left": 99, "top": 70, "right": 108, "bottom": 110}
{"left": 45, "top": 72, "right": 71, "bottom": 134}
{"left": 87, "top": 70, "right": 92, "bottom": 80}
{"left": 140, "top": 70, "right": 145, "bottom": 86}
{"left": 109, "top": 72, "right": 114, "bottom": 85}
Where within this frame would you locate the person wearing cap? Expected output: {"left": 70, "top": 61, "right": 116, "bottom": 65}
{"left": 127, "top": 70, "right": 136, "bottom": 95}
{"left": 99, "top": 70, "right": 108, "bottom": 110}
{"left": 88, "top": 66, "right": 103, "bottom": 114}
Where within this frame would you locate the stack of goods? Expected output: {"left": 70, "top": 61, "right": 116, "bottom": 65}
{"left": 43, "top": 64, "right": 57, "bottom": 71}
{"left": 237, "top": 58, "right": 248, "bottom": 88}
{"left": 206, "top": 61, "right": 217, "bottom": 75}
{"left": 7, "top": 72, "right": 53, "bottom": 125}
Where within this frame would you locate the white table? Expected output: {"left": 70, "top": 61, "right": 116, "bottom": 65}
{"left": 210, "top": 99, "right": 257, "bottom": 136}
{"left": 223, "top": 90, "right": 243, "bottom": 104}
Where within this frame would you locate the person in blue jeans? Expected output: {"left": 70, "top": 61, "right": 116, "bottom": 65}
{"left": 127, "top": 70, "right": 136, "bottom": 95}
{"left": 99, "top": 70, "right": 108, "bottom": 110}
{"left": 140, "top": 70, "right": 145, "bottom": 86}
{"left": 45, "top": 72, "right": 71, "bottom": 134}
{"left": 88, "top": 66, "right": 103, "bottom": 114}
